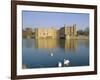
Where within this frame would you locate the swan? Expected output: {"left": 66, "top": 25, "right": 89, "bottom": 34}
{"left": 64, "top": 59, "right": 70, "bottom": 65}
{"left": 50, "top": 53, "right": 53, "bottom": 56}
{"left": 58, "top": 62, "right": 62, "bottom": 67}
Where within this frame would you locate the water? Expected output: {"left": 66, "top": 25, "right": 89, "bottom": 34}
{"left": 22, "top": 38, "right": 89, "bottom": 69}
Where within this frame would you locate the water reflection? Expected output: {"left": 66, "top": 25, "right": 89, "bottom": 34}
{"left": 35, "top": 39, "right": 58, "bottom": 49}
{"left": 34, "top": 39, "right": 78, "bottom": 51}
{"left": 23, "top": 39, "right": 89, "bottom": 52}
{"left": 23, "top": 39, "right": 34, "bottom": 48}
{"left": 59, "top": 39, "right": 77, "bottom": 52}
{"left": 22, "top": 38, "right": 89, "bottom": 68}
{"left": 79, "top": 39, "right": 89, "bottom": 48}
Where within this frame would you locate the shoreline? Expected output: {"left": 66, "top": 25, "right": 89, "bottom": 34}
{"left": 23, "top": 36, "right": 89, "bottom": 40}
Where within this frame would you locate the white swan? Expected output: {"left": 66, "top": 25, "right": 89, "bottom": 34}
{"left": 64, "top": 59, "right": 70, "bottom": 65}
{"left": 58, "top": 62, "right": 62, "bottom": 67}
{"left": 50, "top": 53, "right": 53, "bottom": 56}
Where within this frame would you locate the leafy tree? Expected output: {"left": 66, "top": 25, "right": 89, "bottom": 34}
{"left": 77, "top": 27, "right": 89, "bottom": 36}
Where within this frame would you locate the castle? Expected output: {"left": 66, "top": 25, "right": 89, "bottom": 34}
{"left": 59, "top": 24, "right": 77, "bottom": 39}
{"left": 35, "top": 27, "right": 57, "bottom": 39}
{"left": 23, "top": 24, "right": 77, "bottom": 39}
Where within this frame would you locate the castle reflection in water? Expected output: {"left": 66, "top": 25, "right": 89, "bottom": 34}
{"left": 24, "top": 39, "right": 89, "bottom": 52}
{"left": 23, "top": 38, "right": 89, "bottom": 68}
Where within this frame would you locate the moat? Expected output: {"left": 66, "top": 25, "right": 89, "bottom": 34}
{"left": 22, "top": 38, "right": 89, "bottom": 69}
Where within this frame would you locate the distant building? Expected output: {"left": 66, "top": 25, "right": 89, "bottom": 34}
{"left": 35, "top": 27, "right": 57, "bottom": 39}
{"left": 59, "top": 24, "right": 77, "bottom": 39}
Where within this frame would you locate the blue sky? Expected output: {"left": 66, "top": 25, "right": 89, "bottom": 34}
{"left": 22, "top": 11, "right": 89, "bottom": 30}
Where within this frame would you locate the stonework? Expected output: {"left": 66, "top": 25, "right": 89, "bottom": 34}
{"left": 58, "top": 24, "right": 77, "bottom": 39}
{"left": 35, "top": 27, "right": 57, "bottom": 39}
{"left": 23, "top": 24, "right": 77, "bottom": 39}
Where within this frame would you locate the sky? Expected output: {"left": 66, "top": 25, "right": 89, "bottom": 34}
{"left": 22, "top": 11, "right": 89, "bottom": 30}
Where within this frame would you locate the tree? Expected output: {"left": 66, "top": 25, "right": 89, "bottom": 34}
{"left": 77, "top": 27, "right": 89, "bottom": 36}
{"left": 84, "top": 27, "right": 89, "bottom": 35}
